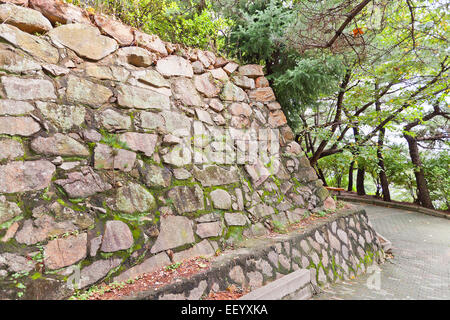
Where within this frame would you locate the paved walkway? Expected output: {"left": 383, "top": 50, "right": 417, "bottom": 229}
{"left": 313, "top": 204, "right": 450, "bottom": 300}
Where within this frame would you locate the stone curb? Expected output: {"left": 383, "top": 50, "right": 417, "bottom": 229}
{"left": 121, "top": 207, "right": 384, "bottom": 300}
{"left": 336, "top": 195, "right": 450, "bottom": 220}
{"left": 238, "top": 268, "right": 312, "bottom": 300}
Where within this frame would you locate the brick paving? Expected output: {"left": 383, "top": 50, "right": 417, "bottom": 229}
{"left": 313, "top": 204, "right": 450, "bottom": 300}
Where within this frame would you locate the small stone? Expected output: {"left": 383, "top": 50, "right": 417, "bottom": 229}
{"left": 0, "top": 138, "right": 24, "bottom": 161}
{"left": 117, "top": 84, "right": 170, "bottom": 111}
{"left": 220, "top": 81, "right": 248, "bottom": 102}
{"left": 0, "top": 196, "right": 22, "bottom": 225}
{"left": 94, "top": 144, "right": 136, "bottom": 172}
{"left": 193, "top": 165, "right": 240, "bottom": 187}
{"left": 36, "top": 102, "right": 85, "bottom": 132}
{"left": 209, "top": 68, "right": 229, "bottom": 81}
{"left": 239, "top": 64, "right": 264, "bottom": 78}
{"left": 139, "top": 164, "right": 172, "bottom": 188}
{"left": 223, "top": 62, "right": 239, "bottom": 75}
{"left": 247, "top": 271, "right": 263, "bottom": 289}
{"left": 210, "top": 189, "right": 232, "bottom": 209}
{"left": 249, "top": 87, "right": 276, "bottom": 102}
{"left": 117, "top": 46, "right": 155, "bottom": 67}
{"left": 268, "top": 110, "right": 287, "bottom": 128}
{"left": 0, "top": 99, "right": 34, "bottom": 115}
{"left": 0, "top": 116, "right": 40, "bottom": 136}
{"left": 115, "top": 182, "right": 156, "bottom": 214}
{"left": 196, "top": 222, "right": 222, "bottom": 238}
{"left": 173, "top": 168, "right": 191, "bottom": 180}
{"left": 119, "top": 132, "right": 157, "bottom": 157}
{"left": 255, "top": 76, "right": 269, "bottom": 88}
{"left": 156, "top": 55, "right": 193, "bottom": 78}
{"left": 78, "top": 258, "right": 121, "bottom": 289}
{"left": 134, "top": 69, "right": 170, "bottom": 88}
{"left": 98, "top": 109, "right": 132, "bottom": 131}
{"left": 0, "top": 47, "right": 41, "bottom": 73}
{"left": 0, "top": 24, "right": 59, "bottom": 64}
{"left": 172, "top": 239, "right": 215, "bottom": 262}
{"left": 94, "top": 14, "right": 134, "bottom": 46}
{"left": 229, "top": 265, "right": 245, "bottom": 285}
{"left": 167, "top": 185, "right": 204, "bottom": 214}
{"left": 224, "top": 212, "right": 248, "bottom": 226}
{"left": 194, "top": 73, "right": 220, "bottom": 97}
{"left": 101, "top": 221, "right": 134, "bottom": 253}
{"left": 114, "top": 252, "right": 170, "bottom": 282}
{"left": 232, "top": 75, "right": 255, "bottom": 89}
{"left": 172, "top": 77, "right": 203, "bottom": 107}
{"left": 135, "top": 31, "right": 167, "bottom": 56}
{"left": 54, "top": 166, "right": 112, "bottom": 198}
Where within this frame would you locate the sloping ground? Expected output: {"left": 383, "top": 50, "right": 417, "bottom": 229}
{"left": 0, "top": 0, "right": 337, "bottom": 299}
{"left": 314, "top": 204, "right": 450, "bottom": 300}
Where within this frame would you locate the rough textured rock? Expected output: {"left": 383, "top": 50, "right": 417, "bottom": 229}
{"left": 0, "top": 46, "right": 41, "bottom": 73}
{"left": 101, "top": 220, "right": 134, "bottom": 253}
{"left": 0, "top": 196, "right": 22, "bottom": 225}
{"left": 172, "top": 77, "right": 204, "bottom": 106}
{"left": 172, "top": 239, "right": 216, "bottom": 262}
{"left": 224, "top": 212, "right": 248, "bottom": 226}
{"left": 15, "top": 215, "right": 77, "bottom": 245}
{"left": 49, "top": 24, "right": 118, "bottom": 61}
{"left": 193, "top": 165, "right": 240, "bottom": 187}
{"left": 0, "top": 24, "right": 59, "bottom": 63}
{"left": 94, "top": 144, "right": 136, "bottom": 172}
{"left": 2, "top": 76, "right": 56, "bottom": 100}
{"left": 31, "top": 134, "right": 89, "bottom": 157}
{"left": 0, "top": 138, "right": 24, "bottom": 161}
{"left": 66, "top": 76, "right": 113, "bottom": 108}
{"left": 156, "top": 55, "right": 193, "bottom": 78}
{"left": 221, "top": 81, "right": 248, "bottom": 102}
{"left": 0, "top": 253, "right": 34, "bottom": 273}
{"left": 117, "top": 47, "right": 155, "bottom": 67}
{"left": 117, "top": 84, "right": 170, "bottom": 111}
{"left": 36, "top": 102, "right": 85, "bottom": 132}
{"left": 151, "top": 216, "right": 195, "bottom": 253}
{"left": 210, "top": 189, "right": 232, "bottom": 209}
{"left": 0, "top": 3, "right": 52, "bottom": 33}
{"left": 29, "top": 0, "right": 91, "bottom": 25}
{"left": 196, "top": 222, "right": 222, "bottom": 238}
{"left": 239, "top": 64, "right": 264, "bottom": 78}
{"left": 139, "top": 164, "right": 172, "bottom": 188}
{"left": 94, "top": 14, "right": 134, "bottom": 46}
{"left": 115, "top": 252, "right": 170, "bottom": 282}
{"left": 0, "top": 99, "right": 34, "bottom": 115}
{"left": 78, "top": 258, "right": 121, "bottom": 289}
{"left": 115, "top": 182, "right": 156, "bottom": 214}
{"left": 98, "top": 109, "right": 131, "bottom": 131}
{"left": 194, "top": 73, "right": 220, "bottom": 97}
{"left": 44, "top": 233, "right": 87, "bottom": 270}
{"left": 55, "top": 166, "right": 112, "bottom": 198}
{"left": 119, "top": 132, "right": 157, "bottom": 157}
{"left": 135, "top": 31, "right": 167, "bottom": 56}
{"left": 167, "top": 185, "right": 204, "bottom": 213}
{"left": 0, "top": 160, "right": 55, "bottom": 193}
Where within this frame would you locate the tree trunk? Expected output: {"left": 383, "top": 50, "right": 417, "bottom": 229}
{"left": 375, "top": 82, "right": 391, "bottom": 202}
{"left": 316, "top": 166, "right": 328, "bottom": 186}
{"left": 348, "top": 161, "right": 355, "bottom": 192}
{"left": 404, "top": 133, "right": 435, "bottom": 209}
{"left": 356, "top": 165, "right": 366, "bottom": 196}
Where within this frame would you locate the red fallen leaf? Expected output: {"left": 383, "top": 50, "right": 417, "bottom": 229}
{"left": 352, "top": 28, "right": 364, "bottom": 36}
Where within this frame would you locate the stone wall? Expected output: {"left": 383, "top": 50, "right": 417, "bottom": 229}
{"left": 0, "top": 0, "right": 335, "bottom": 299}
{"left": 124, "top": 209, "right": 385, "bottom": 300}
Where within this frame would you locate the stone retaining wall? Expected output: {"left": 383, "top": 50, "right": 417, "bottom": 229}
{"left": 0, "top": 0, "right": 337, "bottom": 299}
{"left": 125, "top": 208, "right": 385, "bottom": 300}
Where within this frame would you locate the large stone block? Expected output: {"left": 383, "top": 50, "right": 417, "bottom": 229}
{"left": 167, "top": 185, "right": 204, "bottom": 213}
{"left": 151, "top": 216, "right": 195, "bottom": 253}
{"left": 0, "top": 160, "right": 55, "bottom": 193}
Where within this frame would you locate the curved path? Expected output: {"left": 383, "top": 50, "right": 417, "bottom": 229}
{"left": 313, "top": 204, "right": 450, "bottom": 300}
